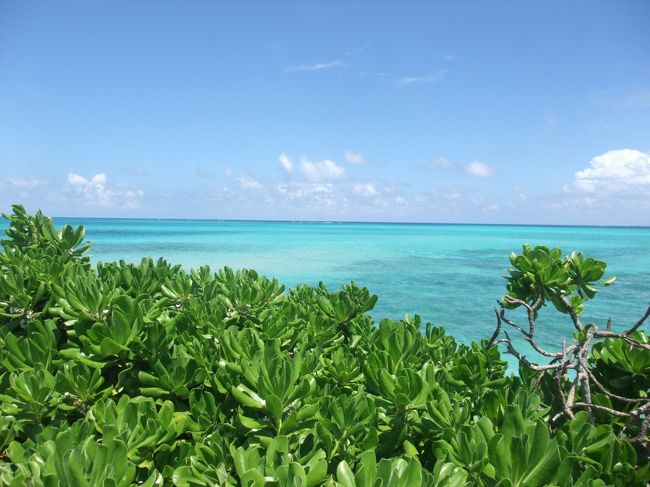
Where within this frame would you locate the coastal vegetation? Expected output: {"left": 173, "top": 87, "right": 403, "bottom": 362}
{"left": 0, "top": 205, "right": 648, "bottom": 486}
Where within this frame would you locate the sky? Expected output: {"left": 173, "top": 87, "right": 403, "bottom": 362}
{"left": 1, "top": 1, "right": 649, "bottom": 225}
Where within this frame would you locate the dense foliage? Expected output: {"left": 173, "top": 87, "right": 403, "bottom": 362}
{"left": 0, "top": 205, "right": 648, "bottom": 486}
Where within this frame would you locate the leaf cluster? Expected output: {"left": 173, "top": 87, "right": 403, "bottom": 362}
{"left": 503, "top": 244, "right": 615, "bottom": 316}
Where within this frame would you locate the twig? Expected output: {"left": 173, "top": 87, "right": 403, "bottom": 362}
{"left": 593, "top": 330, "right": 650, "bottom": 351}
{"left": 574, "top": 401, "right": 650, "bottom": 418}
{"left": 487, "top": 307, "right": 502, "bottom": 347}
{"left": 559, "top": 295, "right": 583, "bottom": 332}
{"left": 584, "top": 367, "right": 647, "bottom": 404}
{"left": 553, "top": 340, "right": 575, "bottom": 422}
{"left": 623, "top": 305, "right": 650, "bottom": 336}
{"left": 497, "top": 333, "right": 563, "bottom": 371}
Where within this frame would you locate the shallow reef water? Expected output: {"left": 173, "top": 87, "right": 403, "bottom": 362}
{"left": 15, "top": 218, "right": 650, "bottom": 370}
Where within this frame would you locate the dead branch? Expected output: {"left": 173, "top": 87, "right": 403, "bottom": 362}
{"left": 488, "top": 299, "right": 650, "bottom": 443}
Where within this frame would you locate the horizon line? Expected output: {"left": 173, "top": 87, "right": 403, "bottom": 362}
{"left": 46, "top": 215, "right": 650, "bottom": 230}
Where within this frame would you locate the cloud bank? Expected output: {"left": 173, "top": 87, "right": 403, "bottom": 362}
{"left": 285, "top": 60, "right": 346, "bottom": 72}
{"left": 279, "top": 153, "right": 293, "bottom": 172}
{"left": 344, "top": 150, "right": 368, "bottom": 165}
{"left": 66, "top": 172, "right": 143, "bottom": 208}
{"left": 426, "top": 157, "right": 496, "bottom": 178}
{"left": 299, "top": 158, "right": 346, "bottom": 181}
{"left": 465, "top": 160, "right": 495, "bottom": 178}
{"left": 571, "top": 149, "right": 650, "bottom": 193}
{"left": 237, "top": 176, "right": 263, "bottom": 190}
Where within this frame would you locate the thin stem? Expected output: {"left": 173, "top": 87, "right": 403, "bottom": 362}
{"left": 487, "top": 307, "right": 502, "bottom": 347}
{"left": 584, "top": 367, "right": 647, "bottom": 404}
{"left": 623, "top": 305, "right": 650, "bottom": 336}
{"left": 559, "top": 295, "right": 583, "bottom": 332}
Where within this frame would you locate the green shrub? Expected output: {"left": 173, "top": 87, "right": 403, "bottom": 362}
{"left": 0, "top": 204, "right": 648, "bottom": 486}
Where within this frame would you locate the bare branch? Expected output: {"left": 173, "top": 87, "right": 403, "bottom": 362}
{"left": 574, "top": 401, "right": 650, "bottom": 418}
{"left": 500, "top": 310, "right": 575, "bottom": 358}
{"left": 500, "top": 312, "right": 530, "bottom": 338}
{"left": 592, "top": 331, "right": 650, "bottom": 351}
{"left": 554, "top": 340, "right": 575, "bottom": 421}
{"left": 503, "top": 292, "right": 542, "bottom": 337}
{"left": 577, "top": 352, "right": 593, "bottom": 418}
{"left": 632, "top": 415, "right": 650, "bottom": 445}
{"left": 500, "top": 332, "right": 564, "bottom": 371}
{"left": 573, "top": 402, "right": 633, "bottom": 417}
{"left": 492, "top": 291, "right": 649, "bottom": 440}
{"left": 566, "top": 374, "right": 579, "bottom": 410}
{"left": 487, "top": 307, "right": 502, "bottom": 347}
{"left": 584, "top": 367, "right": 647, "bottom": 404}
{"left": 559, "top": 295, "right": 583, "bottom": 332}
{"left": 623, "top": 305, "right": 650, "bottom": 336}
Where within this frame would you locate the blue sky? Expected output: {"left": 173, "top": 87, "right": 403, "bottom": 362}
{"left": 1, "top": 1, "right": 649, "bottom": 225}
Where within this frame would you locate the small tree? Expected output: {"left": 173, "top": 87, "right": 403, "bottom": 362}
{"left": 488, "top": 245, "right": 650, "bottom": 445}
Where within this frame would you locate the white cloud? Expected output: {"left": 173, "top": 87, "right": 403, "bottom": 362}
{"left": 123, "top": 190, "right": 145, "bottom": 209}
{"left": 279, "top": 153, "right": 293, "bottom": 172}
{"left": 427, "top": 157, "right": 454, "bottom": 170}
{"left": 572, "top": 149, "right": 650, "bottom": 193}
{"left": 276, "top": 182, "right": 333, "bottom": 199}
{"left": 275, "top": 182, "right": 340, "bottom": 210}
{"left": 593, "top": 90, "right": 650, "bottom": 110}
{"left": 344, "top": 150, "right": 368, "bottom": 165}
{"left": 396, "top": 69, "right": 447, "bottom": 86}
{"left": 465, "top": 160, "right": 495, "bottom": 178}
{"left": 353, "top": 182, "right": 377, "bottom": 196}
{"left": 7, "top": 177, "right": 42, "bottom": 189}
{"left": 312, "top": 183, "right": 332, "bottom": 193}
{"left": 285, "top": 60, "right": 346, "bottom": 72}
{"left": 68, "top": 173, "right": 94, "bottom": 187}
{"left": 237, "top": 176, "right": 263, "bottom": 190}
{"left": 67, "top": 173, "right": 111, "bottom": 204}
{"left": 299, "top": 157, "right": 346, "bottom": 181}
{"left": 65, "top": 172, "right": 143, "bottom": 208}
{"left": 425, "top": 157, "right": 496, "bottom": 179}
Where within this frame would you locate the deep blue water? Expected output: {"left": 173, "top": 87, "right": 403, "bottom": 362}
{"left": 7, "top": 218, "right": 650, "bottom": 369}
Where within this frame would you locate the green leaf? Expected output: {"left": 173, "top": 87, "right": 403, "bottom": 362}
{"left": 231, "top": 384, "right": 266, "bottom": 409}
{"left": 336, "top": 461, "right": 356, "bottom": 487}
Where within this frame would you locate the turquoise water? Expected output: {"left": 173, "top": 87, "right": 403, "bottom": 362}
{"left": 10, "top": 218, "right": 650, "bottom": 368}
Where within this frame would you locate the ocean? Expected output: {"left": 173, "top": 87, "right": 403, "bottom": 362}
{"left": 10, "top": 218, "right": 650, "bottom": 369}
